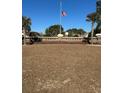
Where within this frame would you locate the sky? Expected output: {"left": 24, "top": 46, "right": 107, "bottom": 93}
{"left": 22, "top": 0, "right": 96, "bottom": 33}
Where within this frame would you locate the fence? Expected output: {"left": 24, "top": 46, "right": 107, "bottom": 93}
{"left": 41, "top": 37, "right": 83, "bottom": 41}
{"left": 23, "top": 36, "right": 101, "bottom": 44}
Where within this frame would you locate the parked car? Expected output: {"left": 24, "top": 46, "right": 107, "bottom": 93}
{"left": 29, "top": 32, "right": 41, "bottom": 43}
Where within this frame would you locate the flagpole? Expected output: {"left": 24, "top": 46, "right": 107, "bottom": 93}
{"left": 60, "top": 1, "right": 62, "bottom": 34}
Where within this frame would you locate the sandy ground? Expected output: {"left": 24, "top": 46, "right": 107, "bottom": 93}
{"left": 22, "top": 44, "right": 101, "bottom": 93}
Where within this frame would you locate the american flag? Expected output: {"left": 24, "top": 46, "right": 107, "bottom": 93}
{"left": 61, "top": 11, "right": 67, "bottom": 16}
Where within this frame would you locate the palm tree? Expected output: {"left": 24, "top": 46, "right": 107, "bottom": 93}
{"left": 86, "top": 12, "right": 97, "bottom": 44}
{"left": 96, "top": 0, "right": 101, "bottom": 33}
{"left": 22, "top": 16, "right": 32, "bottom": 45}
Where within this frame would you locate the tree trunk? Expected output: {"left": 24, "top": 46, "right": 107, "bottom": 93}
{"left": 91, "top": 21, "right": 94, "bottom": 44}
{"left": 23, "top": 28, "right": 26, "bottom": 45}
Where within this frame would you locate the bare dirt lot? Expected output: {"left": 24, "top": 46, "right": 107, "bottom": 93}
{"left": 22, "top": 44, "right": 101, "bottom": 93}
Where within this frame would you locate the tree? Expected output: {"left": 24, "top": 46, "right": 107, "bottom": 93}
{"left": 87, "top": 0, "right": 101, "bottom": 37}
{"left": 66, "top": 28, "right": 86, "bottom": 37}
{"left": 86, "top": 0, "right": 101, "bottom": 44}
{"left": 86, "top": 12, "right": 97, "bottom": 44}
{"left": 88, "top": 0, "right": 101, "bottom": 37}
{"left": 45, "top": 24, "right": 64, "bottom": 37}
{"left": 96, "top": 0, "right": 101, "bottom": 34}
{"left": 22, "top": 16, "right": 32, "bottom": 45}
{"left": 22, "top": 16, "right": 31, "bottom": 33}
